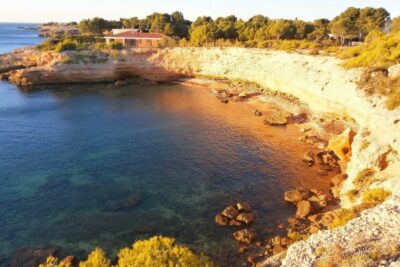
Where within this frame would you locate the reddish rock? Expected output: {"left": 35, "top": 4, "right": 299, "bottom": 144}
{"left": 284, "top": 190, "right": 304, "bottom": 204}
{"left": 221, "top": 205, "right": 240, "bottom": 220}
{"left": 233, "top": 229, "right": 257, "bottom": 244}
{"left": 236, "top": 202, "right": 252, "bottom": 213}
{"left": 309, "top": 196, "right": 328, "bottom": 210}
{"left": 272, "top": 236, "right": 282, "bottom": 246}
{"left": 236, "top": 212, "right": 255, "bottom": 225}
{"left": 331, "top": 185, "right": 342, "bottom": 199}
{"left": 288, "top": 217, "right": 300, "bottom": 226}
{"left": 331, "top": 173, "right": 348, "bottom": 186}
{"left": 238, "top": 247, "right": 247, "bottom": 254}
{"left": 215, "top": 214, "right": 229, "bottom": 226}
{"left": 229, "top": 219, "right": 243, "bottom": 227}
{"left": 308, "top": 213, "right": 323, "bottom": 224}
{"left": 273, "top": 245, "right": 285, "bottom": 255}
{"left": 309, "top": 225, "right": 320, "bottom": 234}
{"left": 302, "top": 151, "right": 315, "bottom": 166}
{"left": 296, "top": 200, "right": 313, "bottom": 218}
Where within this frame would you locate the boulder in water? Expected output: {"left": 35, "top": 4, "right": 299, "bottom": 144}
{"left": 233, "top": 229, "right": 257, "bottom": 244}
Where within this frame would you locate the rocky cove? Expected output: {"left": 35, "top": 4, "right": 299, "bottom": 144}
{"left": 1, "top": 47, "right": 400, "bottom": 266}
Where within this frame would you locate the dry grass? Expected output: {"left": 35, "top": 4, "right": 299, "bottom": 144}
{"left": 329, "top": 188, "right": 391, "bottom": 229}
{"left": 357, "top": 69, "right": 400, "bottom": 110}
{"left": 352, "top": 169, "right": 376, "bottom": 189}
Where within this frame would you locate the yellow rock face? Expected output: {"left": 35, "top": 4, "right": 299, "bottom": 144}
{"left": 328, "top": 128, "right": 356, "bottom": 162}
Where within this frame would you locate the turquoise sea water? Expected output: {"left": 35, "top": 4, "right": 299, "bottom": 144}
{"left": 0, "top": 24, "right": 326, "bottom": 266}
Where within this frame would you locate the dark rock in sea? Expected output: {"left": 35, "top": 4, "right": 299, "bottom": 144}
{"left": 115, "top": 80, "right": 128, "bottom": 87}
{"left": 221, "top": 205, "right": 240, "bottom": 220}
{"left": 10, "top": 246, "right": 64, "bottom": 267}
{"left": 236, "top": 202, "right": 252, "bottom": 213}
{"left": 236, "top": 212, "right": 255, "bottom": 225}
{"left": 107, "top": 193, "right": 143, "bottom": 212}
{"left": 215, "top": 214, "right": 229, "bottom": 226}
{"left": 302, "top": 151, "right": 315, "bottom": 166}
{"left": 233, "top": 228, "right": 257, "bottom": 244}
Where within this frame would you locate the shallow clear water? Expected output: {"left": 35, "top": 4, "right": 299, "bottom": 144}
{"left": 0, "top": 24, "right": 330, "bottom": 266}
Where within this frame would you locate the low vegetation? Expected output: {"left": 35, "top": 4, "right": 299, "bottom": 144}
{"left": 315, "top": 241, "right": 400, "bottom": 267}
{"left": 338, "top": 31, "right": 400, "bottom": 68}
{"left": 329, "top": 188, "right": 391, "bottom": 228}
{"left": 39, "top": 236, "right": 213, "bottom": 267}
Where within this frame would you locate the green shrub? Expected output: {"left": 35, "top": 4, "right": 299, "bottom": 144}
{"left": 338, "top": 31, "right": 400, "bottom": 68}
{"left": 109, "top": 42, "right": 123, "bottom": 50}
{"left": 36, "top": 38, "right": 59, "bottom": 51}
{"left": 79, "top": 248, "right": 110, "bottom": 267}
{"left": 55, "top": 39, "right": 78, "bottom": 52}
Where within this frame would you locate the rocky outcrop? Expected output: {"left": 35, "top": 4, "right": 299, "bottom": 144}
{"left": 259, "top": 195, "right": 400, "bottom": 267}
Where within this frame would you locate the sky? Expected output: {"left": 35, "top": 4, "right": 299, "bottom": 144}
{"left": 1, "top": 0, "right": 400, "bottom": 23}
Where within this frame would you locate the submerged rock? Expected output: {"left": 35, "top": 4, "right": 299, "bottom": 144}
{"left": 233, "top": 229, "right": 257, "bottom": 244}
{"left": 10, "top": 246, "right": 64, "bottom": 267}
{"left": 124, "top": 193, "right": 143, "bottom": 208}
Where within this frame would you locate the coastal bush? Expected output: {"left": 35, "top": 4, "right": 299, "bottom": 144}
{"left": 329, "top": 188, "right": 391, "bottom": 228}
{"left": 40, "top": 236, "right": 213, "bottom": 267}
{"left": 117, "top": 236, "right": 213, "bottom": 267}
{"left": 109, "top": 42, "right": 123, "bottom": 50}
{"left": 361, "top": 188, "right": 391, "bottom": 207}
{"left": 357, "top": 69, "right": 400, "bottom": 110}
{"left": 338, "top": 31, "right": 400, "bottom": 68}
{"left": 36, "top": 38, "right": 59, "bottom": 51}
{"left": 55, "top": 39, "right": 78, "bottom": 52}
{"left": 79, "top": 248, "right": 111, "bottom": 267}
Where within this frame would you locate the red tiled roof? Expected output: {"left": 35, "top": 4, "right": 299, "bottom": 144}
{"left": 105, "top": 31, "right": 166, "bottom": 39}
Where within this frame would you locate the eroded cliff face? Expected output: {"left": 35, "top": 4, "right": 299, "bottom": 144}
{"left": 2, "top": 47, "right": 400, "bottom": 266}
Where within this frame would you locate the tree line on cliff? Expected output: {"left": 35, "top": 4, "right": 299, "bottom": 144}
{"left": 76, "top": 7, "right": 399, "bottom": 46}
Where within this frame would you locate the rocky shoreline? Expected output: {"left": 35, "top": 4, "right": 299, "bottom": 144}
{"left": 1, "top": 47, "right": 400, "bottom": 266}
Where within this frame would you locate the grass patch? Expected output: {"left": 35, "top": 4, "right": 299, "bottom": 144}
{"left": 329, "top": 188, "right": 391, "bottom": 229}
{"left": 352, "top": 169, "right": 376, "bottom": 189}
{"left": 357, "top": 69, "right": 400, "bottom": 110}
